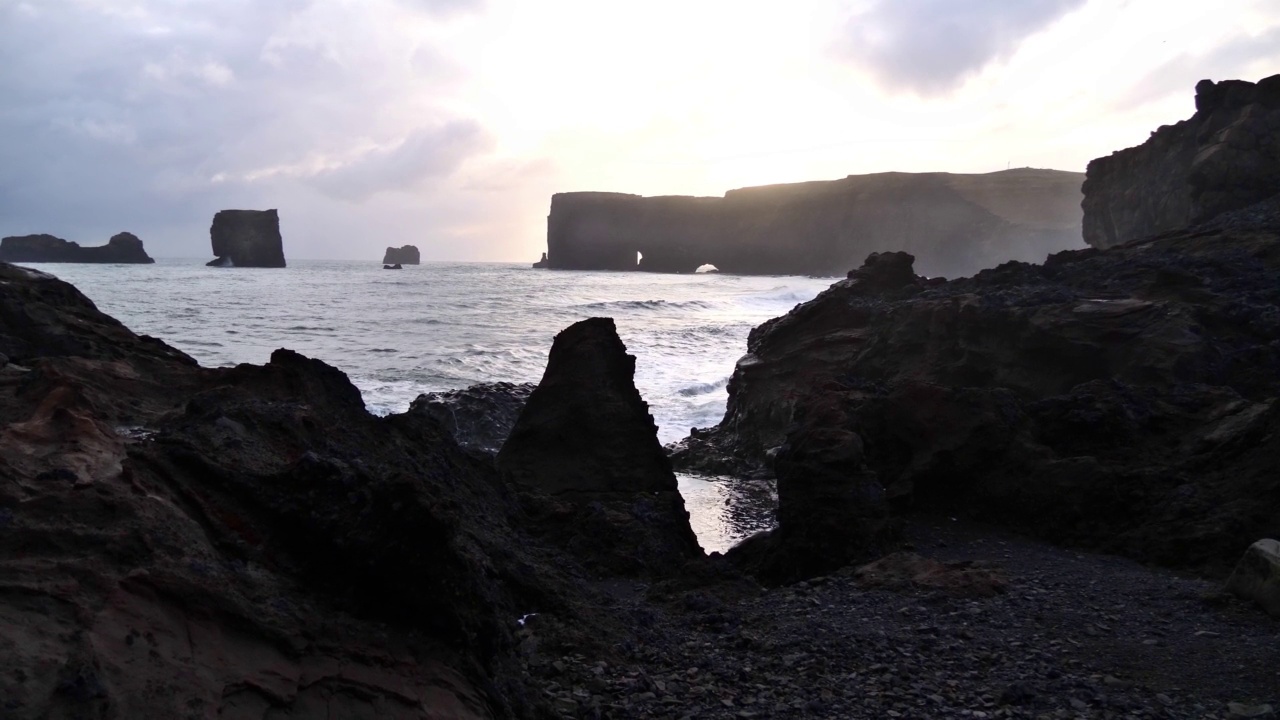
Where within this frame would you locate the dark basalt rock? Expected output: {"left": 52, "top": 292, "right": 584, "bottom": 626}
{"left": 497, "top": 317, "right": 702, "bottom": 574}
{"left": 0, "top": 232, "right": 155, "bottom": 264}
{"left": 681, "top": 214, "right": 1280, "bottom": 574}
{"left": 542, "top": 168, "right": 1085, "bottom": 278}
{"left": 0, "top": 260, "right": 595, "bottom": 717}
{"left": 727, "top": 395, "right": 898, "bottom": 585}
{"left": 207, "top": 209, "right": 286, "bottom": 267}
{"left": 410, "top": 381, "right": 535, "bottom": 456}
{"left": 382, "top": 245, "right": 420, "bottom": 265}
{"left": 1083, "top": 74, "right": 1280, "bottom": 248}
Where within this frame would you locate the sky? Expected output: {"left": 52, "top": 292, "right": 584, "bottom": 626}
{"left": 1, "top": 0, "right": 1277, "bottom": 261}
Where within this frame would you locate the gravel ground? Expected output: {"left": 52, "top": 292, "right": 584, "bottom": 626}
{"left": 523, "top": 518, "right": 1280, "bottom": 719}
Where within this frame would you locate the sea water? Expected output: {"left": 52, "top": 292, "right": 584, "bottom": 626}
{"left": 22, "top": 259, "right": 835, "bottom": 551}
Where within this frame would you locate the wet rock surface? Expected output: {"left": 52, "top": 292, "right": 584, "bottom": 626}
{"left": 410, "top": 381, "right": 535, "bottom": 456}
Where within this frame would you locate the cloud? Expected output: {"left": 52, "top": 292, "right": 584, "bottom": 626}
{"left": 309, "top": 121, "right": 494, "bottom": 201}
{"left": 834, "top": 0, "right": 1086, "bottom": 96}
{"left": 1112, "top": 27, "right": 1280, "bottom": 111}
{"left": 0, "top": 0, "right": 493, "bottom": 256}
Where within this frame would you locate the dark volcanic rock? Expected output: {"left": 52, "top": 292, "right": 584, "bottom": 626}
{"left": 382, "top": 245, "right": 420, "bottom": 265}
{"left": 0, "top": 260, "right": 586, "bottom": 717}
{"left": 207, "top": 209, "right": 286, "bottom": 267}
{"left": 410, "top": 381, "right": 535, "bottom": 456}
{"left": 544, "top": 168, "right": 1085, "bottom": 278}
{"left": 728, "top": 395, "right": 897, "bottom": 585}
{"left": 1083, "top": 74, "right": 1280, "bottom": 248}
{"left": 682, "top": 213, "right": 1280, "bottom": 574}
{"left": 497, "top": 317, "right": 702, "bottom": 574}
{"left": 0, "top": 232, "right": 155, "bottom": 264}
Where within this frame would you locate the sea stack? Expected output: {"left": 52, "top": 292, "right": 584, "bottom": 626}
{"left": 206, "top": 209, "right": 286, "bottom": 268}
{"left": 0, "top": 232, "right": 155, "bottom": 264}
{"left": 381, "top": 245, "right": 420, "bottom": 265}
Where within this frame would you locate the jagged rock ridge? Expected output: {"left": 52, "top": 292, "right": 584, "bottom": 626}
{"left": 545, "top": 168, "right": 1085, "bottom": 278}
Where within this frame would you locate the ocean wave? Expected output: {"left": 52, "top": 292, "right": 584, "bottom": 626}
{"left": 580, "top": 299, "right": 713, "bottom": 311}
{"left": 677, "top": 377, "right": 730, "bottom": 397}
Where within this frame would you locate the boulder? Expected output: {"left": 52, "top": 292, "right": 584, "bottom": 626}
{"left": 382, "top": 245, "right": 420, "bottom": 265}
{"left": 0, "top": 232, "right": 155, "bottom": 263}
{"left": 1083, "top": 74, "right": 1280, "bottom": 248}
{"left": 497, "top": 318, "right": 702, "bottom": 574}
{"left": 207, "top": 209, "right": 286, "bottom": 267}
{"left": 410, "top": 381, "right": 535, "bottom": 456}
{"left": 1225, "top": 539, "right": 1280, "bottom": 617}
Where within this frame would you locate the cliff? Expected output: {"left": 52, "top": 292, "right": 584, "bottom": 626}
{"left": 0, "top": 232, "right": 154, "bottom": 263}
{"left": 1082, "top": 74, "right": 1280, "bottom": 248}
{"left": 207, "top": 209, "right": 286, "bottom": 267}
{"left": 544, "top": 168, "right": 1086, "bottom": 278}
{"left": 382, "top": 244, "right": 421, "bottom": 264}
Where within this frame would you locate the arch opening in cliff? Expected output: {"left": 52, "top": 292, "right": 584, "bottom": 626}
{"left": 637, "top": 251, "right": 642, "bottom": 267}
{"left": 695, "top": 264, "right": 719, "bottom": 274}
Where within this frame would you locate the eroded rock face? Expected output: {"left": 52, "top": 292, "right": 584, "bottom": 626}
{"left": 410, "top": 381, "right": 535, "bottom": 455}
{"left": 1082, "top": 74, "right": 1280, "bottom": 248}
{"left": 545, "top": 168, "right": 1085, "bottom": 278}
{"left": 727, "top": 395, "right": 896, "bottom": 585}
{"left": 0, "top": 261, "right": 584, "bottom": 717}
{"left": 497, "top": 317, "right": 702, "bottom": 574}
{"left": 382, "top": 245, "right": 421, "bottom": 265}
{"left": 681, "top": 206, "right": 1280, "bottom": 574}
{"left": 208, "top": 209, "right": 286, "bottom": 267}
{"left": 0, "top": 232, "right": 155, "bottom": 264}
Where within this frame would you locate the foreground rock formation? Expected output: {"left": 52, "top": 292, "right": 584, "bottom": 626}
{"left": 0, "top": 263, "right": 635, "bottom": 717}
{"left": 497, "top": 318, "right": 702, "bottom": 573}
{"left": 678, "top": 194, "right": 1280, "bottom": 577}
{"left": 382, "top": 245, "right": 421, "bottom": 265}
{"left": 1083, "top": 74, "right": 1280, "bottom": 248}
{"left": 544, "top": 168, "right": 1085, "bottom": 278}
{"left": 0, "top": 232, "right": 154, "bottom": 264}
{"left": 207, "top": 209, "right": 286, "bottom": 267}
{"left": 410, "top": 382, "right": 534, "bottom": 456}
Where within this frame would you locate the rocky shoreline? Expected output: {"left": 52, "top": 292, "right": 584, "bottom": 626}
{"left": 2, "top": 76, "right": 1278, "bottom": 719}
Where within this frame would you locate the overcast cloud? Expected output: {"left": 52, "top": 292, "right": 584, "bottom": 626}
{"left": 834, "top": 0, "right": 1088, "bottom": 96}
{"left": 1, "top": 0, "right": 1277, "bottom": 261}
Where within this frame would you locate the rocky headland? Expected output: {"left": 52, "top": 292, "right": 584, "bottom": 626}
{"left": 0, "top": 232, "right": 155, "bottom": 264}
{"left": 383, "top": 245, "right": 422, "bottom": 265}
{"left": 543, "top": 168, "right": 1085, "bottom": 278}
{"left": 207, "top": 209, "right": 287, "bottom": 268}
{"left": 1082, "top": 74, "right": 1280, "bottom": 248}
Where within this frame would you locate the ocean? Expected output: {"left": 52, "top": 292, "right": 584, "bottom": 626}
{"left": 21, "top": 258, "right": 836, "bottom": 551}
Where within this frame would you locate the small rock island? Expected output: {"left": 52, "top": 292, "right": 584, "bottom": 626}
{"left": 381, "top": 245, "right": 420, "bottom": 265}
{"left": 206, "top": 209, "right": 286, "bottom": 268}
{"left": 0, "top": 232, "right": 155, "bottom": 264}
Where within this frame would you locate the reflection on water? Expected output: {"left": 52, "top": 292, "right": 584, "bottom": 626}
{"left": 676, "top": 473, "right": 777, "bottom": 554}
